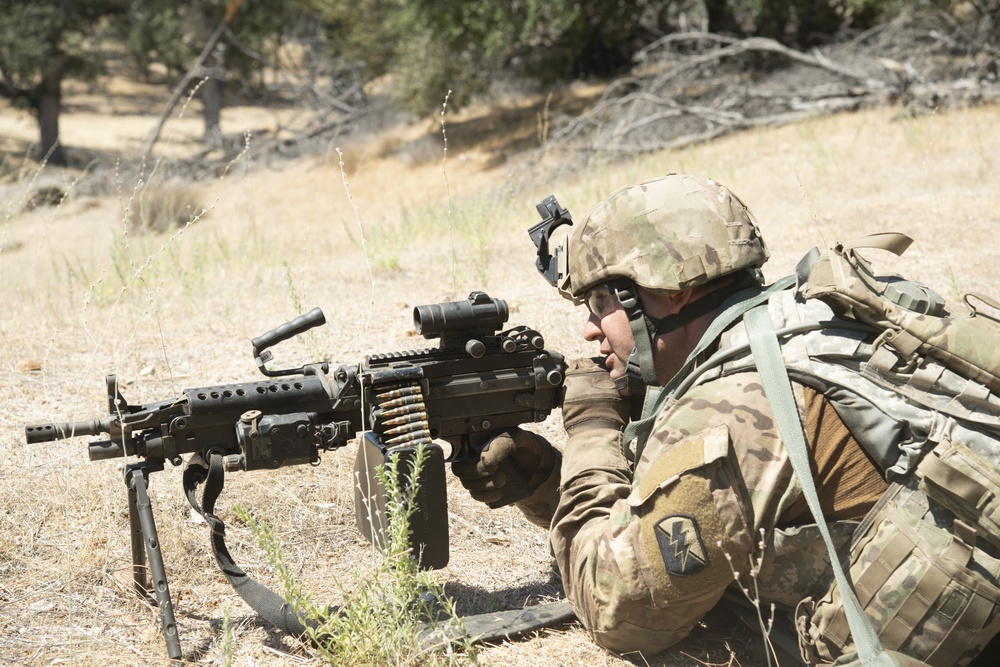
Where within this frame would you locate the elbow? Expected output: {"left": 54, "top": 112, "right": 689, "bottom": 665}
{"left": 579, "top": 605, "right": 691, "bottom": 657}
{"left": 563, "top": 560, "right": 695, "bottom": 657}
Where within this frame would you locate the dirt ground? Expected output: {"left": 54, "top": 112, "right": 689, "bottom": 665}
{"left": 1, "top": 79, "right": 999, "bottom": 667}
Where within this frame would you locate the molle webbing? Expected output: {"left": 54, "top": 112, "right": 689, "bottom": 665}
{"left": 917, "top": 439, "right": 1000, "bottom": 554}
{"left": 798, "top": 232, "right": 1000, "bottom": 395}
{"left": 801, "top": 475, "right": 1000, "bottom": 666}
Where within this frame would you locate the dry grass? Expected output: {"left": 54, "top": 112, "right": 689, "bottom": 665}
{"left": 1, "top": 89, "right": 998, "bottom": 667}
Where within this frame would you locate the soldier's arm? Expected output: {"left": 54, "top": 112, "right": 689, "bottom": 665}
{"left": 550, "top": 389, "right": 760, "bottom": 656}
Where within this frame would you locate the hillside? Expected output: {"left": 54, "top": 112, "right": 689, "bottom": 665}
{"left": 1, "top": 51, "right": 1000, "bottom": 667}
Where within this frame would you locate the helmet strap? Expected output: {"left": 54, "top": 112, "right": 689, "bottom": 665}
{"left": 610, "top": 281, "right": 661, "bottom": 390}
{"left": 610, "top": 280, "right": 747, "bottom": 390}
{"left": 645, "top": 286, "right": 736, "bottom": 338}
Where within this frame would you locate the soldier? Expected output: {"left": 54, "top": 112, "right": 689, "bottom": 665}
{"left": 452, "top": 174, "right": 1000, "bottom": 665}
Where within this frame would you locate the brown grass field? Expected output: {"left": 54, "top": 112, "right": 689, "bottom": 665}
{"left": 1, "top": 83, "right": 999, "bottom": 667}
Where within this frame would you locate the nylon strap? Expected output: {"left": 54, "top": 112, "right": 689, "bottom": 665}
{"left": 183, "top": 454, "right": 578, "bottom": 647}
{"left": 183, "top": 455, "right": 311, "bottom": 637}
{"left": 624, "top": 275, "right": 796, "bottom": 464}
{"left": 743, "top": 303, "right": 890, "bottom": 665}
{"left": 614, "top": 282, "right": 661, "bottom": 387}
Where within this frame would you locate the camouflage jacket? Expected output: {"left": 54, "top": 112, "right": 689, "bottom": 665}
{"left": 540, "top": 241, "right": 1000, "bottom": 661}
{"left": 545, "top": 285, "right": 915, "bottom": 656}
{"left": 548, "top": 369, "right": 889, "bottom": 655}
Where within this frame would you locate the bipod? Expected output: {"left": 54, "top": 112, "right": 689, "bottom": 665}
{"left": 125, "top": 460, "right": 182, "bottom": 662}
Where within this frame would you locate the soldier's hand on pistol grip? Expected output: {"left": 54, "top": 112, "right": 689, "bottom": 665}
{"left": 561, "top": 357, "right": 632, "bottom": 437}
{"left": 452, "top": 427, "right": 557, "bottom": 509}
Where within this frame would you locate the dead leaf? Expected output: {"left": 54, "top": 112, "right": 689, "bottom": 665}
{"left": 17, "top": 359, "right": 41, "bottom": 372}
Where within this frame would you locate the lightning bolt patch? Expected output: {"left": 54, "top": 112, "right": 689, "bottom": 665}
{"left": 654, "top": 515, "right": 708, "bottom": 577}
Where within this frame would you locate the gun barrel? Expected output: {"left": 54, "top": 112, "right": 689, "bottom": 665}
{"left": 25, "top": 418, "right": 110, "bottom": 444}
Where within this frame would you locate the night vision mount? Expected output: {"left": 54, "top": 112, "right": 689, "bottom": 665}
{"left": 529, "top": 195, "right": 573, "bottom": 288}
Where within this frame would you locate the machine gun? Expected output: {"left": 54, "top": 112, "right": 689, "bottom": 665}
{"left": 25, "top": 291, "right": 566, "bottom": 660}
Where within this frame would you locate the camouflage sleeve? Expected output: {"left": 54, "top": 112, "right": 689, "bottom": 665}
{"left": 550, "top": 386, "right": 761, "bottom": 656}
{"left": 513, "top": 447, "right": 563, "bottom": 528}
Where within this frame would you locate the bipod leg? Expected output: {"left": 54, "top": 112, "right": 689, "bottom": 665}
{"left": 127, "top": 482, "right": 148, "bottom": 595}
{"left": 125, "top": 463, "right": 182, "bottom": 662}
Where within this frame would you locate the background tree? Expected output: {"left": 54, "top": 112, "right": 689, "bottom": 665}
{"left": 305, "top": 0, "right": 910, "bottom": 117}
{"left": 124, "top": 0, "right": 317, "bottom": 149}
{"left": 0, "top": 0, "right": 131, "bottom": 166}
{"left": 307, "top": 0, "right": 666, "bottom": 116}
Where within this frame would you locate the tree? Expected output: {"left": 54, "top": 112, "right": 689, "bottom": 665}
{"left": 715, "top": 0, "right": 900, "bottom": 47}
{"left": 307, "top": 0, "right": 670, "bottom": 116}
{"left": 0, "top": 1, "right": 131, "bottom": 166}
{"left": 124, "top": 0, "right": 316, "bottom": 150}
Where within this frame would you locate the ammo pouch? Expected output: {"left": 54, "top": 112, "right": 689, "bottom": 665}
{"left": 352, "top": 432, "right": 450, "bottom": 570}
{"left": 795, "top": 476, "right": 1000, "bottom": 666}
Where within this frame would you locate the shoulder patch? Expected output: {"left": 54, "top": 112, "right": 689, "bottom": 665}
{"left": 654, "top": 514, "right": 709, "bottom": 576}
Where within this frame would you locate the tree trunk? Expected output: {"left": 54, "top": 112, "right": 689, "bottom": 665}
{"left": 36, "top": 68, "right": 67, "bottom": 166}
{"left": 201, "top": 45, "right": 224, "bottom": 149}
{"left": 704, "top": 0, "right": 743, "bottom": 36}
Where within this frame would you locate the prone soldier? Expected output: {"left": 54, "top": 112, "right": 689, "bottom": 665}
{"left": 453, "top": 173, "right": 1000, "bottom": 665}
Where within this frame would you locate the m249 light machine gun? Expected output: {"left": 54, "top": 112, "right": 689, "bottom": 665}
{"left": 25, "top": 292, "right": 566, "bottom": 661}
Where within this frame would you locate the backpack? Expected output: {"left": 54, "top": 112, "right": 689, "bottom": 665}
{"left": 795, "top": 233, "right": 1000, "bottom": 553}
{"left": 799, "top": 232, "right": 1000, "bottom": 396}
{"left": 637, "top": 232, "right": 1000, "bottom": 665}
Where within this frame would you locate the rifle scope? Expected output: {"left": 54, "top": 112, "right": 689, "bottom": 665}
{"left": 414, "top": 291, "right": 509, "bottom": 339}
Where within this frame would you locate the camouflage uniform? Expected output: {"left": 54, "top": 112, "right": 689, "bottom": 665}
{"left": 550, "top": 368, "right": 884, "bottom": 655}
{"left": 536, "top": 174, "right": 1000, "bottom": 663}
{"left": 540, "top": 173, "right": 855, "bottom": 654}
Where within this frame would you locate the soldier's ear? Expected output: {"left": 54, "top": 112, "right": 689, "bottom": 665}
{"left": 637, "top": 287, "right": 694, "bottom": 318}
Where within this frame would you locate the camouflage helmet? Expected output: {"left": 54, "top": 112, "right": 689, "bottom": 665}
{"left": 563, "top": 173, "right": 769, "bottom": 300}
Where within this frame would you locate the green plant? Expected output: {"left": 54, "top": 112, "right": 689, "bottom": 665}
{"left": 341, "top": 216, "right": 405, "bottom": 272}
{"left": 220, "top": 604, "right": 235, "bottom": 667}
{"left": 241, "top": 443, "right": 475, "bottom": 666}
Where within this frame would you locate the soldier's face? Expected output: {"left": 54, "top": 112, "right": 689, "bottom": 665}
{"left": 583, "top": 283, "right": 700, "bottom": 385}
{"left": 582, "top": 286, "right": 634, "bottom": 382}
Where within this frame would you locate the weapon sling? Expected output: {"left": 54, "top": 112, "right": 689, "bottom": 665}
{"left": 183, "top": 453, "right": 311, "bottom": 637}
{"left": 182, "top": 452, "right": 577, "bottom": 650}
{"left": 743, "top": 302, "right": 902, "bottom": 666}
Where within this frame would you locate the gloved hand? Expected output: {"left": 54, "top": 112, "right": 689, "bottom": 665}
{"left": 562, "top": 357, "right": 632, "bottom": 436}
{"left": 451, "top": 427, "right": 557, "bottom": 510}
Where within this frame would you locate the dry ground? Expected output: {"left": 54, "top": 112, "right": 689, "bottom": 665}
{"left": 1, "top": 85, "right": 999, "bottom": 667}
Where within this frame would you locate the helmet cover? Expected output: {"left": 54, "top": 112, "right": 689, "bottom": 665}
{"left": 563, "top": 173, "right": 769, "bottom": 300}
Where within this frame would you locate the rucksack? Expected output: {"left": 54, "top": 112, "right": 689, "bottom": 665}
{"left": 798, "top": 232, "right": 1000, "bottom": 399}
{"left": 795, "top": 233, "right": 1000, "bottom": 554}
{"left": 629, "top": 232, "right": 1000, "bottom": 665}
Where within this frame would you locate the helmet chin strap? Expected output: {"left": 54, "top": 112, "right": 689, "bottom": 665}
{"left": 610, "top": 280, "right": 738, "bottom": 391}
{"left": 611, "top": 281, "right": 661, "bottom": 391}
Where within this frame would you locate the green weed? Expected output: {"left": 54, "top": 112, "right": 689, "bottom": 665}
{"left": 240, "top": 443, "right": 475, "bottom": 666}
{"left": 220, "top": 604, "right": 234, "bottom": 667}
{"left": 342, "top": 215, "right": 406, "bottom": 272}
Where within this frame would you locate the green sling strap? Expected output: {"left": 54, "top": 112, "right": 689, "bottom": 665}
{"left": 624, "top": 275, "right": 796, "bottom": 463}
{"left": 743, "top": 302, "right": 893, "bottom": 666}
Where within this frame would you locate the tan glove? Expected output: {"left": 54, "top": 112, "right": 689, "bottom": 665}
{"left": 561, "top": 357, "right": 632, "bottom": 436}
{"left": 451, "top": 427, "right": 557, "bottom": 510}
